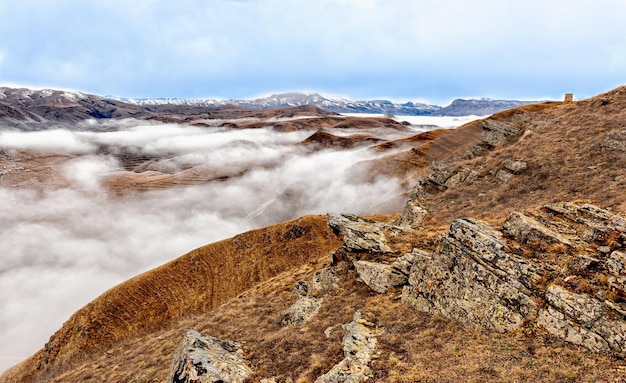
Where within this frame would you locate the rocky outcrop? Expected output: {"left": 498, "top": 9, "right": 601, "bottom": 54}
{"left": 328, "top": 213, "right": 404, "bottom": 254}
{"left": 277, "top": 268, "right": 339, "bottom": 327}
{"left": 394, "top": 199, "right": 428, "bottom": 228}
{"left": 326, "top": 202, "right": 626, "bottom": 357}
{"left": 502, "top": 211, "right": 572, "bottom": 247}
{"left": 400, "top": 202, "right": 626, "bottom": 354}
{"left": 466, "top": 120, "right": 523, "bottom": 158}
{"left": 403, "top": 217, "right": 543, "bottom": 332}
{"left": 354, "top": 253, "right": 418, "bottom": 293}
{"left": 167, "top": 330, "right": 252, "bottom": 383}
{"left": 315, "top": 312, "right": 379, "bottom": 383}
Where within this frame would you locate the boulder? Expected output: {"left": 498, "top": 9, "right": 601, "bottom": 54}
{"left": 354, "top": 261, "right": 406, "bottom": 294}
{"left": 315, "top": 312, "right": 378, "bottom": 383}
{"left": 328, "top": 213, "right": 401, "bottom": 254}
{"left": 395, "top": 199, "right": 428, "bottom": 228}
{"left": 167, "top": 330, "right": 252, "bottom": 383}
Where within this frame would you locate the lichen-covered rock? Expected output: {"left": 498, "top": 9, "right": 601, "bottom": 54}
{"left": 405, "top": 218, "right": 543, "bottom": 332}
{"left": 502, "top": 211, "right": 572, "bottom": 247}
{"left": 315, "top": 312, "right": 378, "bottom": 383}
{"left": 354, "top": 261, "right": 406, "bottom": 293}
{"left": 466, "top": 120, "right": 522, "bottom": 158}
{"left": 606, "top": 251, "right": 626, "bottom": 295}
{"left": 328, "top": 213, "right": 402, "bottom": 253}
{"left": 537, "top": 285, "right": 626, "bottom": 356}
{"left": 401, "top": 202, "right": 626, "bottom": 356}
{"left": 167, "top": 330, "right": 252, "bottom": 383}
{"left": 395, "top": 199, "right": 428, "bottom": 228}
{"left": 279, "top": 267, "right": 338, "bottom": 327}
{"left": 277, "top": 295, "right": 322, "bottom": 327}
{"left": 504, "top": 159, "right": 528, "bottom": 174}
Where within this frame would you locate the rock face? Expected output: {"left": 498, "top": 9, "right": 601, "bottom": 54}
{"left": 466, "top": 120, "right": 523, "bottom": 158}
{"left": 400, "top": 202, "right": 626, "bottom": 355}
{"left": 332, "top": 202, "right": 626, "bottom": 357}
{"left": 403, "top": 217, "right": 542, "bottom": 332}
{"left": 315, "top": 312, "right": 378, "bottom": 383}
{"left": 167, "top": 330, "right": 252, "bottom": 383}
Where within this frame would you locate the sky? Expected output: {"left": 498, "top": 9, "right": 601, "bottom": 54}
{"left": 1, "top": 0, "right": 625, "bottom": 104}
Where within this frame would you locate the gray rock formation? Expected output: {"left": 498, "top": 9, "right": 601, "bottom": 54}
{"left": 504, "top": 159, "right": 528, "bottom": 174}
{"left": 400, "top": 202, "right": 626, "bottom": 356}
{"left": 277, "top": 267, "right": 339, "bottom": 327}
{"left": 354, "top": 253, "right": 418, "bottom": 293}
{"left": 328, "top": 213, "right": 403, "bottom": 254}
{"left": 466, "top": 120, "right": 523, "bottom": 158}
{"left": 395, "top": 199, "right": 428, "bottom": 228}
{"left": 403, "top": 217, "right": 543, "bottom": 332}
{"left": 315, "top": 311, "right": 378, "bottom": 383}
{"left": 502, "top": 211, "right": 572, "bottom": 247}
{"left": 167, "top": 330, "right": 252, "bottom": 383}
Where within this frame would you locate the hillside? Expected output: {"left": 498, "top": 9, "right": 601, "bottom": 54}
{"left": 2, "top": 86, "right": 626, "bottom": 382}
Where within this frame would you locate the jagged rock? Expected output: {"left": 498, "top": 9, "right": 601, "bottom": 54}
{"left": 277, "top": 295, "right": 322, "bottom": 327}
{"left": 405, "top": 218, "right": 543, "bottom": 332}
{"left": 424, "top": 161, "right": 453, "bottom": 190}
{"left": 328, "top": 213, "right": 402, "bottom": 254}
{"left": 444, "top": 167, "right": 481, "bottom": 188}
{"left": 167, "top": 330, "right": 252, "bottom": 383}
{"left": 354, "top": 261, "right": 406, "bottom": 293}
{"left": 279, "top": 267, "right": 338, "bottom": 327}
{"left": 401, "top": 202, "right": 626, "bottom": 356}
{"left": 606, "top": 251, "right": 626, "bottom": 295}
{"left": 419, "top": 162, "right": 481, "bottom": 192}
{"left": 504, "top": 159, "right": 528, "bottom": 174}
{"left": 542, "top": 202, "right": 626, "bottom": 247}
{"left": 466, "top": 120, "right": 522, "bottom": 158}
{"left": 391, "top": 252, "right": 421, "bottom": 277}
{"left": 495, "top": 169, "right": 513, "bottom": 184}
{"left": 395, "top": 199, "right": 428, "bottom": 228}
{"left": 502, "top": 211, "right": 572, "bottom": 247}
{"left": 315, "top": 312, "right": 378, "bottom": 383}
{"left": 293, "top": 267, "right": 339, "bottom": 297}
{"left": 537, "top": 285, "right": 626, "bottom": 356}
{"left": 354, "top": 252, "right": 419, "bottom": 293}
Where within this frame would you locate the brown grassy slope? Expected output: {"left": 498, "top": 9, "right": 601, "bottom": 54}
{"left": 2, "top": 215, "right": 341, "bottom": 383}
{"left": 13, "top": 226, "right": 623, "bottom": 383}
{"left": 420, "top": 89, "right": 626, "bottom": 223}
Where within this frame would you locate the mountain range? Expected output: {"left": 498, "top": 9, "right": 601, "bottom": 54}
{"left": 118, "top": 91, "right": 541, "bottom": 116}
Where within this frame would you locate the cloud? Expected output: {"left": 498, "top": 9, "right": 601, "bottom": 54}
{"left": 2, "top": 0, "right": 626, "bottom": 100}
{"left": 0, "top": 120, "right": 409, "bottom": 372}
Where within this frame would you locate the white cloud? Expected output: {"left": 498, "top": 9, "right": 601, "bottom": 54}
{"left": 0, "top": 120, "right": 410, "bottom": 372}
{"left": 0, "top": 130, "right": 96, "bottom": 154}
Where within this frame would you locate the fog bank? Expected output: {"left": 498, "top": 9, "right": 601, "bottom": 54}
{"left": 0, "top": 120, "right": 410, "bottom": 372}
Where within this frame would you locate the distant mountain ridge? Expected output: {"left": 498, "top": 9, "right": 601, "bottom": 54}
{"left": 119, "top": 92, "right": 543, "bottom": 116}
